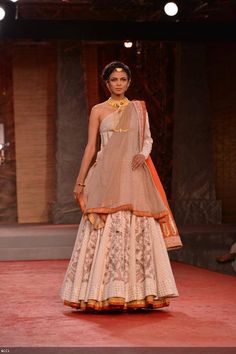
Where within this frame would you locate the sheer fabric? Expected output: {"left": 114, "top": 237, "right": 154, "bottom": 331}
{"left": 79, "top": 101, "right": 182, "bottom": 250}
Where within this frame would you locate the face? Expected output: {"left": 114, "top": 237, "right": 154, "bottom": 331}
{"left": 106, "top": 70, "right": 130, "bottom": 96}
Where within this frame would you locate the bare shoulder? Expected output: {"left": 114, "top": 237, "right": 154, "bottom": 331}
{"left": 92, "top": 101, "right": 107, "bottom": 110}
{"left": 90, "top": 102, "right": 105, "bottom": 116}
{"left": 88, "top": 103, "right": 101, "bottom": 121}
{"left": 90, "top": 101, "right": 110, "bottom": 122}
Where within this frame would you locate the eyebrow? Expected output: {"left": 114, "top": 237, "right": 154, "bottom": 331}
{"left": 110, "top": 76, "right": 127, "bottom": 79}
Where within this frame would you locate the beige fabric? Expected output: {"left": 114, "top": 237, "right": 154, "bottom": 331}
{"left": 82, "top": 102, "right": 168, "bottom": 220}
{"left": 60, "top": 103, "right": 180, "bottom": 309}
{"left": 60, "top": 211, "right": 179, "bottom": 305}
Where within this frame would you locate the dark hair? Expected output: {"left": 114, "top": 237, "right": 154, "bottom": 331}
{"left": 102, "top": 61, "right": 131, "bottom": 81}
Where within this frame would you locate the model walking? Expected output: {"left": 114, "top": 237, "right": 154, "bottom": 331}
{"left": 60, "top": 61, "right": 182, "bottom": 312}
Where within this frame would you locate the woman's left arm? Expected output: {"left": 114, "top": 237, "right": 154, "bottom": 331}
{"left": 139, "top": 110, "right": 153, "bottom": 159}
{"left": 132, "top": 110, "right": 153, "bottom": 170}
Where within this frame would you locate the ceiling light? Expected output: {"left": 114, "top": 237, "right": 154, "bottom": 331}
{"left": 164, "top": 2, "right": 178, "bottom": 17}
{"left": 0, "top": 7, "right": 6, "bottom": 21}
{"left": 124, "top": 40, "right": 133, "bottom": 48}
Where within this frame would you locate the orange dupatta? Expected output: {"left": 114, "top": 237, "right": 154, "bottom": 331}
{"left": 136, "top": 100, "right": 183, "bottom": 250}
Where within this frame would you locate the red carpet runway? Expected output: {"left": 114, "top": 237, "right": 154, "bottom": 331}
{"left": 0, "top": 260, "right": 235, "bottom": 349}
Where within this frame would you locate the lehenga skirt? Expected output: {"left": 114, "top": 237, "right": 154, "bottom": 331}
{"left": 60, "top": 210, "right": 179, "bottom": 312}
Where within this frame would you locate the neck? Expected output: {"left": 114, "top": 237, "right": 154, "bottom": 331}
{"left": 107, "top": 96, "right": 129, "bottom": 109}
{"left": 110, "top": 94, "right": 126, "bottom": 101}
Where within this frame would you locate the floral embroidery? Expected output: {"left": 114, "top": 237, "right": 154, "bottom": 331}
{"left": 60, "top": 211, "right": 179, "bottom": 304}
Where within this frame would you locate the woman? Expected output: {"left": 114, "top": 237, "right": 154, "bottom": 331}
{"left": 60, "top": 61, "right": 182, "bottom": 312}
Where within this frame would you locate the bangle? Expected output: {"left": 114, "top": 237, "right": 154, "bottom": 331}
{"left": 76, "top": 182, "right": 85, "bottom": 187}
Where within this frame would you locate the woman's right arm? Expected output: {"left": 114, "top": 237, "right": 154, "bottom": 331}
{"left": 73, "top": 106, "right": 100, "bottom": 200}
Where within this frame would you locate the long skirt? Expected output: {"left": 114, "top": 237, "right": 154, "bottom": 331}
{"left": 60, "top": 210, "right": 179, "bottom": 312}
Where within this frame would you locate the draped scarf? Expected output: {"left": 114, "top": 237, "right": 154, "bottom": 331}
{"left": 78, "top": 100, "right": 182, "bottom": 250}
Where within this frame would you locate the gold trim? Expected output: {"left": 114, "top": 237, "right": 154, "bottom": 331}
{"left": 63, "top": 296, "right": 170, "bottom": 312}
{"left": 164, "top": 236, "right": 183, "bottom": 250}
{"left": 161, "top": 222, "right": 170, "bottom": 237}
{"left": 113, "top": 128, "right": 129, "bottom": 133}
{"left": 85, "top": 204, "right": 169, "bottom": 219}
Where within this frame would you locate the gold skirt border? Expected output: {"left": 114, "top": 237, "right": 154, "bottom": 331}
{"left": 63, "top": 295, "right": 170, "bottom": 312}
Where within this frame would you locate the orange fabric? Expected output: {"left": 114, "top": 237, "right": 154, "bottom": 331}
{"left": 64, "top": 296, "right": 170, "bottom": 311}
{"left": 139, "top": 100, "right": 182, "bottom": 249}
{"left": 146, "top": 156, "right": 169, "bottom": 207}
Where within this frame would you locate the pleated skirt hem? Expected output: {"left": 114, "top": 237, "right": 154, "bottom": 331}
{"left": 60, "top": 211, "right": 180, "bottom": 313}
{"left": 63, "top": 295, "right": 170, "bottom": 312}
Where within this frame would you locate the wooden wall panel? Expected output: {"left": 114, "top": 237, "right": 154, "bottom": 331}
{"left": 13, "top": 44, "right": 56, "bottom": 223}
{"left": 208, "top": 43, "right": 236, "bottom": 223}
{"left": 0, "top": 44, "right": 17, "bottom": 223}
{"left": 83, "top": 44, "right": 99, "bottom": 113}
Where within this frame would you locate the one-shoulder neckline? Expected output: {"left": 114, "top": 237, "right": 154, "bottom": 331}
{"left": 99, "top": 111, "right": 114, "bottom": 129}
{"left": 99, "top": 101, "right": 132, "bottom": 129}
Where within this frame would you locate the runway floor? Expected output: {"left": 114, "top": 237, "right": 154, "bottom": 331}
{"left": 0, "top": 260, "right": 235, "bottom": 349}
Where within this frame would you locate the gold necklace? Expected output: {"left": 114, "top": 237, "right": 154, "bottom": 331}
{"left": 110, "top": 99, "right": 129, "bottom": 133}
{"left": 107, "top": 97, "right": 129, "bottom": 109}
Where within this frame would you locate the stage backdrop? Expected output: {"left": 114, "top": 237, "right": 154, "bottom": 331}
{"left": 0, "top": 40, "right": 235, "bottom": 224}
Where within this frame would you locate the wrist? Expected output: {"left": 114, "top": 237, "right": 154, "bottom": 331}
{"left": 76, "top": 182, "right": 85, "bottom": 187}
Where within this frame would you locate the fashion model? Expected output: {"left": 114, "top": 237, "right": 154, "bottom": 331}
{"left": 60, "top": 61, "right": 183, "bottom": 312}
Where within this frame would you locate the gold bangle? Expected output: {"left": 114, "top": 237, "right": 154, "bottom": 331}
{"left": 77, "top": 182, "right": 85, "bottom": 187}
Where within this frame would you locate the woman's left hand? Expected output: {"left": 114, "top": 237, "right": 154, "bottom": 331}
{"left": 132, "top": 154, "right": 145, "bottom": 170}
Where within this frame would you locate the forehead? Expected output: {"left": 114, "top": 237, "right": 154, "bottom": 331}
{"left": 109, "top": 70, "right": 128, "bottom": 79}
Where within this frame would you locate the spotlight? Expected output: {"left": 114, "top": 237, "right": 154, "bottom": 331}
{"left": 164, "top": 2, "right": 178, "bottom": 17}
{"left": 0, "top": 7, "right": 6, "bottom": 21}
{"left": 9, "top": 0, "right": 19, "bottom": 2}
{"left": 124, "top": 40, "right": 133, "bottom": 48}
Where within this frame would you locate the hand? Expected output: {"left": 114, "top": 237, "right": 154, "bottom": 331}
{"left": 73, "top": 184, "right": 84, "bottom": 203}
{"left": 132, "top": 154, "right": 145, "bottom": 170}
